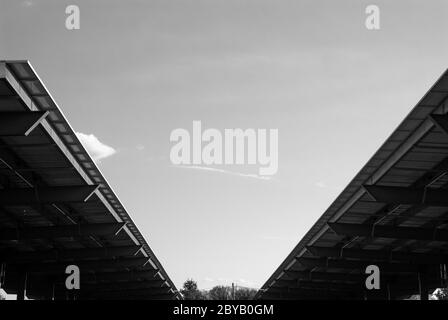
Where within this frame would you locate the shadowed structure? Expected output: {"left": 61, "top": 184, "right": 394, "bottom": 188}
{"left": 256, "top": 69, "right": 448, "bottom": 300}
{"left": 0, "top": 60, "right": 179, "bottom": 300}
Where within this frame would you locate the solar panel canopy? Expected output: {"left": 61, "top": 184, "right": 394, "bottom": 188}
{"left": 257, "top": 69, "right": 448, "bottom": 300}
{"left": 0, "top": 60, "right": 179, "bottom": 300}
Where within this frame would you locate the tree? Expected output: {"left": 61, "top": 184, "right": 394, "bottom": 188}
{"left": 180, "top": 279, "right": 258, "bottom": 300}
{"left": 180, "top": 279, "right": 206, "bottom": 300}
{"left": 235, "top": 287, "right": 257, "bottom": 300}
{"left": 432, "top": 288, "right": 448, "bottom": 300}
{"left": 208, "top": 285, "right": 230, "bottom": 300}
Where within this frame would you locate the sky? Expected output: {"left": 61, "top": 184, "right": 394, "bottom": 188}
{"left": 1, "top": 0, "right": 448, "bottom": 291}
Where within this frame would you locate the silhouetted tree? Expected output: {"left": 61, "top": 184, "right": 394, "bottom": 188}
{"left": 180, "top": 279, "right": 258, "bottom": 300}
{"left": 208, "top": 285, "right": 230, "bottom": 300}
{"left": 433, "top": 288, "right": 448, "bottom": 300}
{"left": 235, "top": 287, "right": 257, "bottom": 300}
{"left": 180, "top": 279, "right": 206, "bottom": 300}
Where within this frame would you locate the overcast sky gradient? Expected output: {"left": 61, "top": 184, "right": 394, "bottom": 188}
{"left": 2, "top": 0, "right": 448, "bottom": 290}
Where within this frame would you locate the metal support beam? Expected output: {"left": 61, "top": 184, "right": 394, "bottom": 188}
{"left": 86, "top": 269, "right": 160, "bottom": 283}
{"left": 48, "top": 282, "right": 56, "bottom": 301}
{"left": 418, "top": 269, "right": 429, "bottom": 301}
{"left": 82, "top": 287, "right": 172, "bottom": 299}
{"left": 16, "top": 271, "right": 27, "bottom": 301}
{"left": 266, "top": 286, "right": 356, "bottom": 299}
{"left": 282, "top": 270, "right": 440, "bottom": 287}
{"left": 22, "top": 279, "right": 166, "bottom": 297}
{"left": 283, "top": 270, "right": 362, "bottom": 283}
{"left": 0, "top": 245, "right": 141, "bottom": 263}
{"left": 364, "top": 185, "right": 448, "bottom": 206}
{"left": 0, "top": 262, "right": 5, "bottom": 288}
{"left": 0, "top": 111, "right": 49, "bottom": 136}
{"left": 9, "top": 257, "right": 150, "bottom": 274}
{"left": 277, "top": 272, "right": 435, "bottom": 298}
{"left": 328, "top": 222, "right": 448, "bottom": 242}
{"left": 259, "top": 291, "right": 347, "bottom": 300}
{"left": 81, "top": 279, "right": 166, "bottom": 293}
{"left": 273, "top": 279, "right": 361, "bottom": 292}
{"left": 306, "top": 246, "right": 448, "bottom": 264}
{"left": 3, "top": 269, "right": 161, "bottom": 295}
{"left": 89, "top": 293, "right": 175, "bottom": 300}
{"left": 0, "top": 222, "right": 125, "bottom": 241}
{"left": 295, "top": 257, "right": 422, "bottom": 273}
{"left": 429, "top": 114, "right": 448, "bottom": 136}
{"left": 387, "top": 283, "right": 391, "bottom": 300}
{"left": 0, "top": 185, "right": 99, "bottom": 205}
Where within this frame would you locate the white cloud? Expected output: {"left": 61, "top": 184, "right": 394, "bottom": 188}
{"left": 76, "top": 132, "right": 117, "bottom": 162}
{"left": 237, "top": 279, "right": 256, "bottom": 287}
{"left": 21, "top": 1, "right": 34, "bottom": 7}
{"left": 314, "top": 181, "right": 342, "bottom": 191}
{"left": 136, "top": 144, "right": 145, "bottom": 151}
{"left": 173, "top": 165, "right": 272, "bottom": 181}
{"left": 315, "top": 181, "right": 328, "bottom": 188}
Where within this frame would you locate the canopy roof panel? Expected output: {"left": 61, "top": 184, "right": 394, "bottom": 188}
{"left": 0, "top": 60, "right": 179, "bottom": 300}
{"left": 257, "top": 69, "right": 448, "bottom": 300}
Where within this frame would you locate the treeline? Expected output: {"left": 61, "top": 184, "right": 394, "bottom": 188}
{"left": 180, "top": 279, "right": 257, "bottom": 300}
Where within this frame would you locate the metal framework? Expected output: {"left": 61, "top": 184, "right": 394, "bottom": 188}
{"left": 256, "top": 69, "right": 448, "bottom": 300}
{"left": 0, "top": 60, "right": 179, "bottom": 300}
